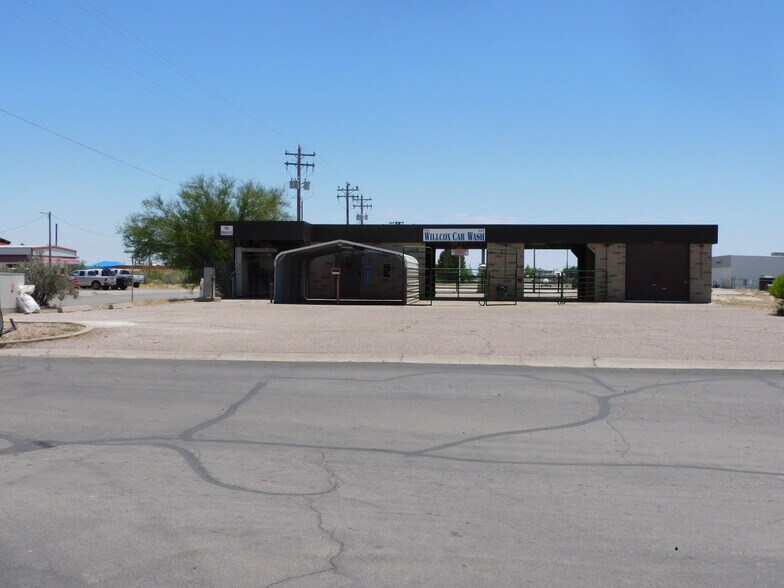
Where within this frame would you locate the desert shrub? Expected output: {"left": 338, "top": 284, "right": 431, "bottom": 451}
{"left": 20, "top": 257, "right": 79, "bottom": 307}
{"left": 769, "top": 274, "right": 784, "bottom": 315}
{"left": 769, "top": 274, "right": 784, "bottom": 316}
{"left": 146, "top": 269, "right": 185, "bottom": 285}
{"left": 769, "top": 274, "right": 784, "bottom": 299}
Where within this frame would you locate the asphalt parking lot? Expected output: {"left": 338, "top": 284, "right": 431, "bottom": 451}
{"left": 1, "top": 359, "right": 782, "bottom": 587}
{"left": 1, "top": 296, "right": 782, "bottom": 586}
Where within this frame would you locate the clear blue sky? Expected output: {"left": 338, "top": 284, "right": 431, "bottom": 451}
{"left": 1, "top": 0, "right": 782, "bottom": 268}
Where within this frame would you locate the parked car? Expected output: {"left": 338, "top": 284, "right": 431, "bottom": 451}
{"left": 116, "top": 269, "right": 144, "bottom": 288}
{"left": 110, "top": 270, "right": 131, "bottom": 290}
{"left": 69, "top": 269, "right": 120, "bottom": 290}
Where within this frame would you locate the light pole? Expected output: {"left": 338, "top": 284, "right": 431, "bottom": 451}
{"left": 39, "top": 211, "right": 52, "bottom": 266}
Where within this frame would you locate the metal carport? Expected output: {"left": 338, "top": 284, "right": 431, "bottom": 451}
{"left": 273, "top": 240, "right": 419, "bottom": 304}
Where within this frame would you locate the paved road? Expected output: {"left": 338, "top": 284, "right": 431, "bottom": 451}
{"left": 1, "top": 359, "right": 782, "bottom": 586}
{"left": 57, "top": 287, "right": 196, "bottom": 307}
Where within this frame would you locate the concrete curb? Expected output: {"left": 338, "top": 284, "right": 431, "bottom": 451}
{"left": 0, "top": 346, "right": 782, "bottom": 370}
{"left": 0, "top": 322, "right": 93, "bottom": 347}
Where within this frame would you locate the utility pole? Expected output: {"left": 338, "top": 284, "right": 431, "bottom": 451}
{"left": 352, "top": 193, "right": 372, "bottom": 225}
{"left": 39, "top": 210, "right": 52, "bottom": 265}
{"left": 285, "top": 145, "right": 315, "bottom": 222}
{"left": 336, "top": 182, "right": 359, "bottom": 226}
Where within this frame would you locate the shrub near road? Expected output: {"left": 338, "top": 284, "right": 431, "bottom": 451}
{"left": 769, "top": 274, "right": 784, "bottom": 316}
{"left": 21, "top": 257, "right": 79, "bottom": 307}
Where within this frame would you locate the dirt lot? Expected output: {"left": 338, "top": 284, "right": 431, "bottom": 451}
{"left": 712, "top": 287, "right": 780, "bottom": 311}
{"left": 2, "top": 288, "right": 782, "bottom": 367}
{"left": 0, "top": 321, "right": 82, "bottom": 344}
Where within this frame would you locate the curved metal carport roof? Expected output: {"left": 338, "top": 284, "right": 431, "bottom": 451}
{"left": 273, "top": 240, "right": 419, "bottom": 303}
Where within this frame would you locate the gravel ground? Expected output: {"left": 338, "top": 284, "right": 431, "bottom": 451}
{"left": 0, "top": 321, "right": 82, "bottom": 343}
{"left": 2, "top": 289, "right": 782, "bottom": 366}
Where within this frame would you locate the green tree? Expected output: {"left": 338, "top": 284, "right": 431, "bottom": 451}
{"left": 119, "top": 174, "right": 290, "bottom": 283}
{"left": 523, "top": 265, "right": 545, "bottom": 278}
{"left": 20, "top": 257, "right": 79, "bottom": 307}
{"left": 436, "top": 249, "right": 472, "bottom": 282}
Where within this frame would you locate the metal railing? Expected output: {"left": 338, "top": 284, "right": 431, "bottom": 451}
{"left": 433, "top": 268, "right": 485, "bottom": 300}
{"left": 517, "top": 270, "right": 606, "bottom": 302}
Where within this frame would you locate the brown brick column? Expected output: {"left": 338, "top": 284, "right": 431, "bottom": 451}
{"left": 689, "top": 243, "right": 712, "bottom": 303}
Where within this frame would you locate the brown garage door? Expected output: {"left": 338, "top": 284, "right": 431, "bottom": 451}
{"left": 625, "top": 243, "right": 689, "bottom": 301}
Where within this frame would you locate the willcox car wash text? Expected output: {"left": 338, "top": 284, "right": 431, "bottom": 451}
{"left": 423, "top": 228, "right": 486, "bottom": 242}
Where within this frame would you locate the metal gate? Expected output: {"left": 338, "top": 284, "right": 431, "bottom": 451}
{"left": 518, "top": 269, "right": 606, "bottom": 302}
{"left": 433, "top": 267, "right": 486, "bottom": 301}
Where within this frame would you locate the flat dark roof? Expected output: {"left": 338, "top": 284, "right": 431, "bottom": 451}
{"left": 217, "top": 221, "right": 718, "bottom": 246}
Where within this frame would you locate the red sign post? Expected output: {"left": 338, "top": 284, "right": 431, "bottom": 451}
{"left": 331, "top": 268, "right": 341, "bottom": 304}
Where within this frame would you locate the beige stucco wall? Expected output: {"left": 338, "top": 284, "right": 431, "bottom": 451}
{"left": 689, "top": 243, "right": 712, "bottom": 303}
{"left": 588, "top": 243, "right": 626, "bottom": 302}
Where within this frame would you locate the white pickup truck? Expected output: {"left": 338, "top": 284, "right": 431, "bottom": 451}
{"left": 115, "top": 269, "right": 144, "bottom": 288}
{"left": 69, "top": 268, "right": 120, "bottom": 290}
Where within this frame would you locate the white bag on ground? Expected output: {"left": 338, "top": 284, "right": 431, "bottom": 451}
{"left": 16, "top": 285, "right": 40, "bottom": 314}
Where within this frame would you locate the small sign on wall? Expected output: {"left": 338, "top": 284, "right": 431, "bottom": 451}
{"left": 220, "top": 225, "right": 234, "bottom": 236}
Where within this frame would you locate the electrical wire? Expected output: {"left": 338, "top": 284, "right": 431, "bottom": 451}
{"left": 0, "top": 107, "right": 178, "bottom": 184}
{"left": 69, "top": 0, "right": 299, "bottom": 146}
{"left": 51, "top": 214, "right": 116, "bottom": 237}
{"left": 10, "top": 1, "right": 367, "bottom": 215}
{"left": 0, "top": 215, "right": 46, "bottom": 234}
{"left": 68, "top": 0, "right": 348, "bottom": 186}
{"left": 8, "top": 2, "right": 268, "bottom": 149}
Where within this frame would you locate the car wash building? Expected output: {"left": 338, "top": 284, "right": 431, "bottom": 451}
{"left": 215, "top": 222, "right": 718, "bottom": 304}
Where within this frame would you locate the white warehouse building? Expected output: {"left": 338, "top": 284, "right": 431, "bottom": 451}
{"left": 712, "top": 253, "right": 784, "bottom": 289}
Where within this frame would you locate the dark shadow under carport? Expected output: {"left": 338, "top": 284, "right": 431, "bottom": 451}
{"left": 273, "top": 240, "right": 419, "bottom": 304}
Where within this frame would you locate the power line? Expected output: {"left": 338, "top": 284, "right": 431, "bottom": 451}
{"left": 0, "top": 106, "right": 178, "bottom": 184}
{"left": 9, "top": 1, "right": 369, "bottom": 217}
{"left": 0, "top": 215, "right": 46, "bottom": 234}
{"left": 67, "top": 0, "right": 352, "bottom": 186}
{"left": 9, "top": 2, "right": 265, "bottom": 148}
{"left": 68, "top": 0, "right": 299, "bottom": 146}
{"left": 51, "top": 214, "right": 116, "bottom": 237}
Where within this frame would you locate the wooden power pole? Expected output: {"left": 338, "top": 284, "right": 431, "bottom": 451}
{"left": 285, "top": 145, "right": 315, "bottom": 222}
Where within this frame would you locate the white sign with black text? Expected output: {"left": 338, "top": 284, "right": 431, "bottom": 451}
{"left": 423, "top": 228, "right": 486, "bottom": 242}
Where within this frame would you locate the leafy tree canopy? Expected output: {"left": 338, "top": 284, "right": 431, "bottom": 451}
{"left": 436, "top": 249, "right": 475, "bottom": 282}
{"left": 119, "top": 174, "right": 290, "bottom": 282}
{"left": 436, "top": 249, "right": 467, "bottom": 271}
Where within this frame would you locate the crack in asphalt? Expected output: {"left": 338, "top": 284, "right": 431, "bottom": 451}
{"left": 263, "top": 452, "right": 353, "bottom": 588}
{"left": 3, "top": 364, "right": 784, "bottom": 586}
{"left": 179, "top": 382, "right": 265, "bottom": 441}
{"left": 2, "top": 373, "right": 783, "bottom": 480}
